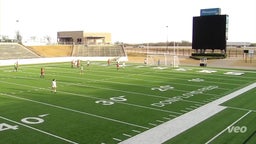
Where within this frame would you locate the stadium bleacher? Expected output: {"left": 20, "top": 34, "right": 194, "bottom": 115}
{"left": 0, "top": 43, "right": 127, "bottom": 65}
{"left": 72, "top": 45, "right": 126, "bottom": 57}
{"left": 0, "top": 43, "right": 40, "bottom": 59}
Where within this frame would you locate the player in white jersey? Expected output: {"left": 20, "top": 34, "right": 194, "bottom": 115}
{"left": 51, "top": 79, "right": 57, "bottom": 93}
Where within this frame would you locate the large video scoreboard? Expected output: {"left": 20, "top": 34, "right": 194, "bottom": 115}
{"left": 192, "top": 15, "right": 228, "bottom": 51}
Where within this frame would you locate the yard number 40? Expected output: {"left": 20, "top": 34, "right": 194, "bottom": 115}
{"left": 0, "top": 123, "right": 18, "bottom": 132}
{"left": 0, "top": 114, "right": 48, "bottom": 132}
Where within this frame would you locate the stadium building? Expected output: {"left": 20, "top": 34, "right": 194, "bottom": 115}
{"left": 57, "top": 31, "right": 111, "bottom": 45}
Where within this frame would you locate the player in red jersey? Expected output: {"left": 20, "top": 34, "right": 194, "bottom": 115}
{"left": 116, "top": 61, "right": 120, "bottom": 70}
{"left": 40, "top": 67, "right": 45, "bottom": 78}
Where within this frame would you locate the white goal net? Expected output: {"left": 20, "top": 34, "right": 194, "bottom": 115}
{"left": 146, "top": 53, "right": 179, "bottom": 67}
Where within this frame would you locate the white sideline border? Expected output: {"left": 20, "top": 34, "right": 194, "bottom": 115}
{"left": 120, "top": 82, "right": 256, "bottom": 144}
{"left": 0, "top": 56, "right": 128, "bottom": 66}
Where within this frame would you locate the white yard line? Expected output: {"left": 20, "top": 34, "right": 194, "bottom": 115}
{"left": 120, "top": 82, "right": 256, "bottom": 144}
{"left": 0, "top": 79, "right": 182, "bottom": 115}
{"left": 132, "top": 130, "right": 141, "bottom": 133}
{"left": 0, "top": 93, "right": 149, "bottom": 130}
{"left": 0, "top": 116, "right": 78, "bottom": 144}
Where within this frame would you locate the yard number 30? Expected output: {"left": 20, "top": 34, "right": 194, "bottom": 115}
{"left": 151, "top": 85, "right": 174, "bottom": 92}
{"left": 95, "top": 96, "right": 127, "bottom": 105}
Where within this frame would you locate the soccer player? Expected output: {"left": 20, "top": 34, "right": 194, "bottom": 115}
{"left": 144, "top": 58, "right": 147, "bottom": 65}
{"left": 80, "top": 65, "right": 84, "bottom": 74}
{"left": 40, "top": 67, "right": 45, "bottom": 78}
{"left": 107, "top": 59, "right": 110, "bottom": 66}
{"left": 71, "top": 60, "right": 75, "bottom": 68}
{"left": 116, "top": 61, "right": 120, "bottom": 70}
{"left": 158, "top": 59, "right": 160, "bottom": 66}
{"left": 51, "top": 79, "right": 57, "bottom": 93}
{"left": 87, "top": 60, "right": 90, "bottom": 67}
{"left": 14, "top": 61, "right": 19, "bottom": 72}
{"left": 77, "top": 59, "right": 80, "bottom": 68}
{"left": 122, "top": 62, "right": 126, "bottom": 69}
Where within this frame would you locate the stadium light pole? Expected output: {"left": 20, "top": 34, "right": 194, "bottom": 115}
{"left": 173, "top": 40, "right": 175, "bottom": 55}
{"left": 16, "top": 19, "right": 19, "bottom": 42}
{"left": 166, "top": 26, "right": 168, "bottom": 53}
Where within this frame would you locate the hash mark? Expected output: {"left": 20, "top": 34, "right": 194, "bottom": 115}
{"left": 185, "top": 107, "right": 193, "bottom": 111}
{"left": 123, "top": 133, "right": 132, "bottom": 137}
{"left": 132, "top": 130, "right": 141, "bottom": 133}
{"left": 163, "top": 117, "right": 171, "bottom": 120}
{"left": 113, "top": 138, "right": 122, "bottom": 142}
{"left": 169, "top": 114, "right": 177, "bottom": 117}
{"left": 190, "top": 105, "right": 198, "bottom": 109}
{"left": 149, "top": 123, "right": 157, "bottom": 126}
{"left": 180, "top": 110, "right": 188, "bottom": 113}
{"left": 156, "top": 120, "right": 164, "bottom": 123}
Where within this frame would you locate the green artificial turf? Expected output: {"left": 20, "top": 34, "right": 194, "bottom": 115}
{"left": 0, "top": 62, "right": 255, "bottom": 144}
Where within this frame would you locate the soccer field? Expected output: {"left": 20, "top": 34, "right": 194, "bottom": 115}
{"left": 0, "top": 62, "right": 255, "bottom": 144}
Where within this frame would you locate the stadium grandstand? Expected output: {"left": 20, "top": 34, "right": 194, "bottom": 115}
{"left": 0, "top": 42, "right": 126, "bottom": 63}
{"left": 0, "top": 43, "right": 40, "bottom": 59}
{"left": 0, "top": 31, "right": 126, "bottom": 60}
{"left": 72, "top": 45, "right": 126, "bottom": 57}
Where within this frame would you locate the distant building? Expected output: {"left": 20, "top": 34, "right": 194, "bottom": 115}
{"left": 57, "top": 31, "right": 111, "bottom": 45}
{"left": 227, "top": 42, "right": 251, "bottom": 47}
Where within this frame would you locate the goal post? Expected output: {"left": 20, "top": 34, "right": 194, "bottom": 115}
{"left": 172, "top": 55, "right": 179, "bottom": 67}
{"left": 146, "top": 53, "right": 179, "bottom": 67}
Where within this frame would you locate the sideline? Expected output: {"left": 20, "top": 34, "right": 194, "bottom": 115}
{"left": 0, "top": 57, "right": 127, "bottom": 66}
{"left": 120, "top": 82, "right": 256, "bottom": 144}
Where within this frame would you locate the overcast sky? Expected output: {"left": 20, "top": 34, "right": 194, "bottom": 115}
{"left": 0, "top": 0, "right": 255, "bottom": 43}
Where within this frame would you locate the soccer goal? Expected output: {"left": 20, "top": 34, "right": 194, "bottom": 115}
{"left": 146, "top": 53, "right": 179, "bottom": 67}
